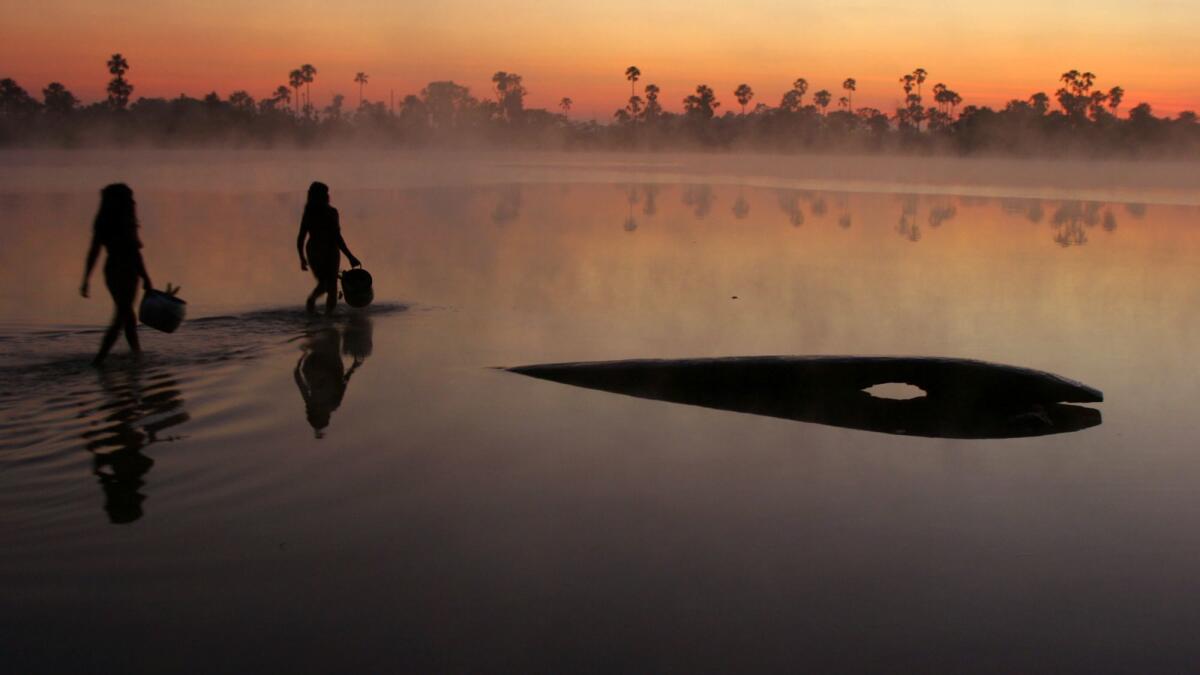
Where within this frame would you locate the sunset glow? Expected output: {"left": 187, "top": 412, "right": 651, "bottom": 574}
{"left": 4, "top": 0, "right": 1198, "bottom": 116}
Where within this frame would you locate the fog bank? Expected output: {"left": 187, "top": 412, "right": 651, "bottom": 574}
{"left": 3, "top": 150, "right": 1199, "bottom": 205}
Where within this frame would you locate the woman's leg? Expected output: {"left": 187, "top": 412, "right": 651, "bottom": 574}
{"left": 94, "top": 308, "right": 123, "bottom": 365}
{"left": 306, "top": 281, "right": 325, "bottom": 313}
{"left": 120, "top": 299, "right": 140, "bottom": 353}
{"left": 96, "top": 272, "right": 138, "bottom": 365}
{"left": 323, "top": 272, "right": 338, "bottom": 315}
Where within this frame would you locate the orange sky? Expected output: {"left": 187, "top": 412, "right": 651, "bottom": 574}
{"left": 3, "top": 0, "right": 1198, "bottom": 117}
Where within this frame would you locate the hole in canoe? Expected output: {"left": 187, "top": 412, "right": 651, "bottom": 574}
{"left": 863, "top": 383, "right": 927, "bottom": 400}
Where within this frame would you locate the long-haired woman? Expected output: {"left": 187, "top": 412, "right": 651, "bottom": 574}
{"left": 297, "top": 181, "right": 360, "bottom": 314}
{"left": 81, "top": 183, "right": 153, "bottom": 365}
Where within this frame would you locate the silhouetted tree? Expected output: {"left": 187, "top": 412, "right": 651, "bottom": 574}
{"left": 734, "top": 84, "right": 754, "bottom": 115}
{"left": 325, "top": 94, "right": 345, "bottom": 121}
{"left": 300, "top": 64, "right": 317, "bottom": 115}
{"left": 106, "top": 53, "right": 133, "bottom": 111}
{"left": 779, "top": 89, "right": 802, "bottom": 112}
{"left": 354, "top": 72, "right": 368, "bottom": 107}
{"left": 228, "top": 90, "right": 255, "bottom": 112}
{"left": 1029, "top": 92, "right": 1050, "bottom": 115}
{"left": 288, "top": 69, "right": 304, "bottom": 115}
{"left": 271, "top": 85, "right": 291, "bottom": 111}
{"left": 625, "top": 66, "right": 641, "bottom": 97}
{"left": 643, "top": 84, "right": 662, "bottom": 119}
{"left": 559, "top": 97, "right": 572, "bottom": 115}
{"left": 792, "top": 78, "right": 808, "bottom": 102}
{"left": 913, "top": 68, "right": 927, "bottom": 98}
{"left": 420, "top": 80, "right": 475, "bottom": 132}
{"left": 842, "top": 78, "right": 856, "bottom": 112}
{"left": 626, "top": 95, "right": 644, "bottom": 119}
{"left": 813, "top": 89, "right": 832, "bottom": 115}
{"left": 491, "top": 71, "right": 526, "bottom": 121}
{"left": 42, "top": 82, "right": 78, "bottom": 114}
{"left": 0, "top": 79, "right": 39, "bottom": 118}
{"left": 683, "top": 84, "right": 719, "bottom": 119}
{"left": 1107, "top": 86, "right": 1124, "bottom": 116}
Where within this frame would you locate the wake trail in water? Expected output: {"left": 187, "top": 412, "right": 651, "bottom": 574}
{"left": 0, "top": 302, "right": 407, "bottom": 374}
{"left": 0, "top": 303, "right": 407, "bottom": 455}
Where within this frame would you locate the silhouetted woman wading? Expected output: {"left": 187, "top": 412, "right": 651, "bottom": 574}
{"left": 81, "top": 183, "right": 153, "bottom": 365}
{"left": 297, "top": 182, "right": 360, "bottom": 314}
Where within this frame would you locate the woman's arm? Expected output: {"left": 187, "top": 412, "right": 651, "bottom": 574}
{"left": 81, "top": 229, "right": 101, "bottom": 297}
{"left": 333, "top": 210, "right": 361, "bottom": 267}
{"left": 137, "top": 250, "right": 152, "bottom": 290}
{"left": 297, "top": 217, "right": 309, "bottom": 271}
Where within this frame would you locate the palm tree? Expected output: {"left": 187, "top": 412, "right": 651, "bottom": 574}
{"left": 288, "top": 69, "right": 304, "bottom": 115}
{"left": 626, "top": 95, "right": 644, "bottom": 119}
{"left": 625, "top": 66, "right": 641, "bottom": 97}
{"left": 106, "top": 53, "right": 133, "bottom": 110}
{"left": 932, "top": 83, "right": 947, "bottom": 112}
{"left": 813, "top": 89, "right": 832, "bottom": 115}
{"left": 913, "top": 68, "right": 927, "bottom": 98}
{"left": 300, "top": 63, "right": 317, "bottom": 112}
{"left": 842, "top": 78, "right": 856, "bottom": 112}
{"left": 273, "top": 85, "right": 291, "bottom": 110}
{"left": 734, "top": 84, "right": 754, "bottom": 115}
{"left": 838, "top": 96, "right": 849, "bottom": 111}
{"left": 948, "top": 91, "right": 962, "bottom": 116}
{"left": 354, "top": 72, "right": 369, "bottom": 107}
{"left": 644, "top": 84, "right": 662, "bottom": 119}
{"left": 228, "top": 90, "right": 255, "bottom": 112}
{"left": 107, "top": 53, "right": 129, "bottom": 78}
{"left": 559, "top": 97, "right": 572, "bottom": 115}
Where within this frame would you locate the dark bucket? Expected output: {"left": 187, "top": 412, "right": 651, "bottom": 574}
{"left": 341, "top": 268, "right": 374, "bottom": 308}
{"left": 140, "top": 289, "right": 187, "bottom": 333}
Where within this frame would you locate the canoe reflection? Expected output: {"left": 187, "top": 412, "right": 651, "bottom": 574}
{"left": 81, "top": 365, "right": 190, "bottom": 523}
{"left": 509, "top": 356, "right": 1103, "bottom": 439}
{"left": 294, "top": 314, "right": 372, "bottom": 438}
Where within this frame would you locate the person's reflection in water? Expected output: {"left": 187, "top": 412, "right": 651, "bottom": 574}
{"left": 81, "top": 364, "right": 189, "bottom": 524}
{"left": 294, "top": 315, "right": 372, "bottom": 438}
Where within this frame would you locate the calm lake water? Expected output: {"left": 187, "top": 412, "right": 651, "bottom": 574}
{"left": 3, "top": 176, "right": 1200, "bottom": 672}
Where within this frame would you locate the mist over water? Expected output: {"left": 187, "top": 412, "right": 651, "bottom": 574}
{"left": 3, "top": 152, "right": 1200, "bottom": 672}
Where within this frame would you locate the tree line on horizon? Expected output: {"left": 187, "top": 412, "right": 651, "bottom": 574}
{"left": 0, "top": 55, "right": 1197, "bottom": 156}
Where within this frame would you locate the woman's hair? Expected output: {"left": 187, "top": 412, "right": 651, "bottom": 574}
{"left": 94, "top": 183, "right": 139, "bottom": 243}
{"left": 306, "top": 181, "right": 330, "bottom": 207}
{"left": 302, "top": 181, "right": 331, "bottom": 227}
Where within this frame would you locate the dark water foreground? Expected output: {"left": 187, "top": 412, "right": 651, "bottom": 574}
{"left": 3, "top": 183, "right": 1200, "bottom": 673}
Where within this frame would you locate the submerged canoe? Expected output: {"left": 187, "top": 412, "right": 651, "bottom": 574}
{"left": 507, "top": 356, "right": 1103, "bottom": 439}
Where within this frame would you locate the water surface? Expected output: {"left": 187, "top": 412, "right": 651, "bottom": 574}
{"left": 2, "top": 179, "right": 1199, "bottom": 672}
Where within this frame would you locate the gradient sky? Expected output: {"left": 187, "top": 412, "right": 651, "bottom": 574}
{"left": 3, "top": 0, "right": 1198, "bottom": 117}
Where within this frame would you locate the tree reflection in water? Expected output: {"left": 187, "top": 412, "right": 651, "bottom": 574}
{"left": 1052, "top": 201, "right": 1118, "bottom": 247}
